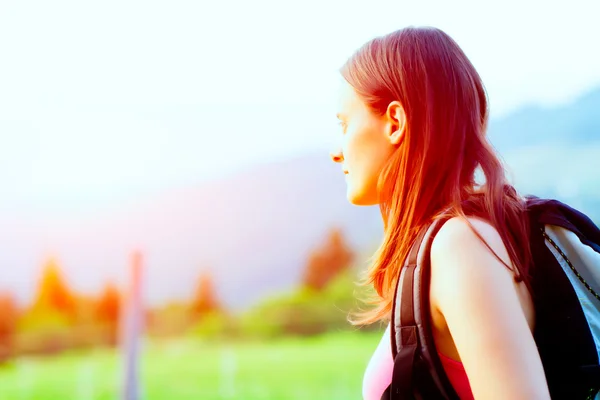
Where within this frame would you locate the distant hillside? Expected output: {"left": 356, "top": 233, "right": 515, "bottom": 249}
{"left": 488, "top": 87, "right": 600, "bottom": 151}
{"left": 487, "top": 86, "right": 600, "bottom": 223}
{"left": 0, "top": 154, "right": 383, "bottom": 311}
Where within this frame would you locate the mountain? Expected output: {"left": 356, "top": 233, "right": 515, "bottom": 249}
{"left": 0, "top": 154, "right": 383, "bottom": 311}
{"left": 488, "top": 87, "right": 600, "bottom": 151}
{"left": 487, "top": 86, "right": 600, "bottom": 222}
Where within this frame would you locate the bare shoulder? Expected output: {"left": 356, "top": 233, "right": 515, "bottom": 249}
{"left": 430, "top": 216, "right": 514, "bottom": 292}
{"left": 428, "top": 216, "right": 549, "bottom": 399}
{"left": 429, "top": 215, "right": 523, "bottom": 324}
{"left": 431, "top": 216, "right": 510, "bottom": 266}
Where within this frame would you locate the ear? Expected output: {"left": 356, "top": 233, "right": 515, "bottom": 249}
{"left": 385, "top": 100, "right": 406, "bottom": 145}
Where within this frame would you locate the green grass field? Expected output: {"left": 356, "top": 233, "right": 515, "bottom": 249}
{"left": 0, "top": 330, "right": 382, "bottom": 400}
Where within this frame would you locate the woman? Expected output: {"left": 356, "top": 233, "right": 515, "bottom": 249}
{"left": 330, "top": 27, "right": 552, "bottom": 399}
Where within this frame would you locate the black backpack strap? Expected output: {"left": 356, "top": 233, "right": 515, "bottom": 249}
{"left": 526, "top": 195, "right": 600, "bottom": 247}
{"left": 382, "top": 217, "right": 459, "bottom": 400}
{"left": 383, "top": 225, "right": 429, "bottom": 399}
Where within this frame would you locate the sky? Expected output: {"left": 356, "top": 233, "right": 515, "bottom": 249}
{"left": 1, "top": 0, "right": 600, "bottom": 213}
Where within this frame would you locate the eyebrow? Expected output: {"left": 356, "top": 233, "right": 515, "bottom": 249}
{"left": 336, "top": 113, "right": 345, "bottom": 120}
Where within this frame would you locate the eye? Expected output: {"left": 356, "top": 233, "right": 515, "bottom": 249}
{"left": 338, "top": 120, "right": 347, "bottom": 133}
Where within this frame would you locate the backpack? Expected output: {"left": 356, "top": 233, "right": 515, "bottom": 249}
{"left": 381, "top": 196, "right": 600, "bottom": 400}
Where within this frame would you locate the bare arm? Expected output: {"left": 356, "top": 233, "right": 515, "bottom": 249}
{"left": 430, "top": 217, "right": 550, "bottom": 400}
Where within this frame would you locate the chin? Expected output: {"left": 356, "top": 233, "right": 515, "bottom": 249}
{"left": 346, "top": 189, "right": 378, "bottom": 206}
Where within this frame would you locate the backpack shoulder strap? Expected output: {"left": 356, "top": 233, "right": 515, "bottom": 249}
{"left": 384, "top": 216, "right": 458, "bottom": 400}
{"left": 526, "top": 195, "right": 600, "bottom": 246}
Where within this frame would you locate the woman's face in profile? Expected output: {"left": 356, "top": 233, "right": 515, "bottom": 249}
{"left": 330, "top": 80, "right": 397, "bottom": 206}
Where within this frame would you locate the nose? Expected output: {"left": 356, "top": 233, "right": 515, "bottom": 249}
{"left": 330, "top": 149, "right": 344, "bottom": 164}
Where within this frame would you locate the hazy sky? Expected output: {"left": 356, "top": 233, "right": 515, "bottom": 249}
{"left": 1, "top": 0, "right": 599, "bottom": 212}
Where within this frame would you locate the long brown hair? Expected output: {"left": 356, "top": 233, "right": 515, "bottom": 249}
{"left": 341, "top": 26, "right": 532, "bottom": 325}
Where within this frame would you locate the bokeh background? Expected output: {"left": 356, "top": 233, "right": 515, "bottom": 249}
{"left": 1, "top": 1, "right": 599, "bottom": 399}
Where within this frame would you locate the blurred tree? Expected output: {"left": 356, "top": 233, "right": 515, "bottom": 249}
{"left": 147, "top": 301, "right": 193, "bottom": 338}
{"left": 0, "top": 291, "right": 18, "bottom": 361}
{"left": 191, "top": 270, "right": 221, "bottom": 319}
{"left": 31, "top": 258, "right": 77, "bottom": 322}
{"left": 96, "top": 282, "right": 120, "bottom": 324}
{"left": 190, "top": 310, "right": 238, "bottom": 341}
{"left": 302, "top": 227, "right": 354, "bottom": 291}
{"left": 96, "top": 282, "right": 121, "bottom": 345}
{"left": 239, "top": 269, "right": 374, "bottom": 339}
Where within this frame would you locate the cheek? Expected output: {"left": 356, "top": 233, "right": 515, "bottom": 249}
{"left": 346, "top": 126, "right": 385, "bottom": 172}
{"left": 349, "top": 131, "right": 394, "bottom": 195}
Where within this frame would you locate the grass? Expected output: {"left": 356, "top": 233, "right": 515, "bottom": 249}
{"left": 0, "top": 330, "right": 382, "bottom": 400}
